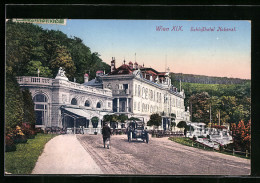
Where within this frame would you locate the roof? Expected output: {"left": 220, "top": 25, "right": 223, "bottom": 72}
{"left": 83, "top": 78, "right": 103, "bottom": 87}
{"left": 109, "top": 64, "right": 133, "bottom": 75}
{"left": 96, "top": 70, "right": 104, "bottom": 74}
{"left": 140, "top": 67, "right": 159, "bottom": 74}
{"left": 84, "top": 73, "right": 89, "bottom": 77}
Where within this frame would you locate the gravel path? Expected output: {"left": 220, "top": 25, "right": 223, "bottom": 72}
{"left": 32, "top": 134, "right": 103, "bottom": 174}
{"left": 77, "top": 134, "right": 250, "bottom": 175}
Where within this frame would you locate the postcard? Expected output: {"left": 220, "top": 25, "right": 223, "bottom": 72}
{"left": 5, "top": 19, "right": 251, "bottom": 175}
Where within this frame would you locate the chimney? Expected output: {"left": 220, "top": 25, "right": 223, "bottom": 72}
{"left": 129, "top": 61, "right": 133, "bottom": 69}
{"left": 111, "top": 57, "right": 116, "bottom": 72}
{"left": 134, "top": 62, "right": 138, "bottom": 69}
{"left": 96, "top": 70, "right": 104, "bottom": 77}
{"left": 84, "top": 73, "right": 89, "bottom": 83}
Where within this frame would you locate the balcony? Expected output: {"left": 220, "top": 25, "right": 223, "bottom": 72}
{"left": 16, "top": 76, "right": 53, "bottom": 86}
{"left": 112, "top": 89, "right": 129, "bottom": 96}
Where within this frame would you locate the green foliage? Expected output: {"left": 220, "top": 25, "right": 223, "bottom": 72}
{"left": 49, "top": 45, "right": 76, "bottom": 80}
{"left": 22, "top": 89, "right": 36, "bottom": 127}
{"left": 5, "top": 134, "right": 57, "bottom": 174}
{"left": 171, "top": 73, "right": 248, "bottom": 85}
{"left": 5, "top": 74, "right": 24, "bottom": 134}
{"left": 186, "top": 82, "right": 251, "bottom": 125}
{"left": 103, "top": 114, "right": 112, "bottom": 122}
{"left": 147, "top": 113, "right": 162, "bottom": 127}
{"left": 118, "top": 114, "right": 128, "bottom": 123}
{"left": 129, "top": 117, "right": 142, "bottom": 121}
{"left": 26, "top": 60, "right": 52, "bottom": 77}
{"left": 6, "top": 21, "right": 39, "bottom": 76}
{"left": 6, "top": 20, "right": 110, "bottom": 82}
{"left": 91, "top": 116, "right": 99, "bottom": 128}
{"left": 177, "top": 121, "right": 187, "bottom": 129}
{"left": 189, "top": 92, "right": 210, "bottom": 123}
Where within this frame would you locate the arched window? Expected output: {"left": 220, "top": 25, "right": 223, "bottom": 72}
{"left": 33, "top": 94, "right": 47, "bottom": 102}
{"left": 71, "top": 98, "right": 77, "bottom": 105}
{"left": 85, "top": 100, "right": 90, "bottom": 107}
{"left": 96, "top": 102, "right": 101, "bottom": 108}
{"left": 33, "top": 94, "right": 48, "bottom": 126}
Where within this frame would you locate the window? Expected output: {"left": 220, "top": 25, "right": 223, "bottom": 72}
{"left": 138, "top": 102, "right": 140, "bottom": 111}
{"left": 33, "top": 94, "right": 48, "bottom": 126}
{"left": 138, "top": 85, "right": 141, "bottom": 97}
{"left": 135, "top": 84, "right": 137, "bottom": 96}
{"left": 71, "top": 98, "right": 77, "bottom": 105}
{"left": 134, "top": 102, "right": 136, "bottom": 110}
{"left": 85, "top": 100, "right": 90, "bottom": 107}
{"left": 142, "top": 87, "right": 145, "bottom": 98}
{"left": 96, "top": 102, "right": 101, "bottom": 108}
{"left": 33, "top": 94, "right": 47, "bottom": 102}
{"left": 123, "top": 84, "right": 129, "bottom": 90}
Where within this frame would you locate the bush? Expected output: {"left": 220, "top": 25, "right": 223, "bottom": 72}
{"left": 35, "top": 127, "right": 44, "bottom": 134}
{"left": 14, "top": 136, "right": 28, "bottom": 144}
{"left": 21, "top": 123, "right": 36, "bottom": 139}
{"left": 192, "top": 136, "right": 197, "bottom": 141}
{"left": 5, "top": 135, "right": 16, "bottom": 152}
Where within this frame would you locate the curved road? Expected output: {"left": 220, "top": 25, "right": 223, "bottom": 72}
{"left": 77, "top": 134, "right": 250, "bottom": 175}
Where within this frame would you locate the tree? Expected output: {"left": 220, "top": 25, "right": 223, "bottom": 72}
{"left": 91, "top": 116, "right": 99, "bottom": 128}
{"left": 147, "top": 113, "right": 162, "bottom": 129}
{"left": 49, "top": 45, "right": 76, "bottom": 80}
{"left": 189, "top": 92, "right": 210, "bottom": 123}
{"left": 5, "top": 74, "right": 24, "bottom": 134}
{"left": 22, "top": 89, "right": 36, "bottom": 127}
{"left": 118, "top": 114, "right": 128, "bottom": 123}
{"left": 177, "top": 121, "right": 187, "bottom": 129}
{"left": 170, "top": 113, "right": 176, "bottom": 131}
{"left": 171, "top": 122, "right": 176, "bottom": 131}
{"left": 103, "top": 114, "right": 112, "bottom": 122}
{"left": 6, "top": 21, "right": 35, "bottom": 76}
{"left": 129, "top": 117, "right": 142, "bottom": 121}
{"left": 231, "top": 120, "right": 251, "bottom": 152}
{"left": 26, "top": 60, "right": 52, "bottom": 77}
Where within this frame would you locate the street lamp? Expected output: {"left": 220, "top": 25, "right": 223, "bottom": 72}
{"left": 207, "top": 104, "right": 212, "bottom": 128}
{"left": 37, "top": 68, "right": 40, "bottom": 77}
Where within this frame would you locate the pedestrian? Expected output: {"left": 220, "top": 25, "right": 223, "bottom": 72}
{"left": 102, "top": 122, "right": 111, "bottom": 149}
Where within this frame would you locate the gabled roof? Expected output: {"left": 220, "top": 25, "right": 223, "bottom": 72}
{"left": 109, "top": 64, "right": 133, "bottom": 75}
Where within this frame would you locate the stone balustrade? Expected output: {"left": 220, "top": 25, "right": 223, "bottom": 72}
{"left": 16, "top": 76, "right": 53, "bottom": 86}
{"left": 17, "top": 76, "right": 112, "bottom": 96}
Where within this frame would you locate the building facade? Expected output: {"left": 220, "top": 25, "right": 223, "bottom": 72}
{"left": 86, "top": 58, "right": 191, "bottom": 130}
{"left": 17, "top": 67, "right": 113, "bottom": 134}
{"left": 17, "top": 58, "right": 190, "bottom": 132}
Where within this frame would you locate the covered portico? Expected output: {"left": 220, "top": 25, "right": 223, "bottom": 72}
{"left": 61, "top": 105, "right": 107, "bottom": 134}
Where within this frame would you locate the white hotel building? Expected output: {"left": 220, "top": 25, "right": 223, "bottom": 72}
{"left": 17, "top": 58, "right": 190, "bottom": 133}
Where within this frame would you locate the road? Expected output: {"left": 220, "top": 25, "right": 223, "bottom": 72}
{"left": 77, "top": 134, "right": 250, "bottom": 175}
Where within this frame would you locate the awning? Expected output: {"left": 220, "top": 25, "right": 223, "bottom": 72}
{"left": 62, "top": 107, "right": 109, "bottom": 119}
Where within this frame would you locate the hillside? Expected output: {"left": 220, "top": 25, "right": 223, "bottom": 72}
{"left": 6, "top": 20, "right": 110, "bottom": 83}
{"left": 171, "top": 73, "right": 249, "bottom": 85}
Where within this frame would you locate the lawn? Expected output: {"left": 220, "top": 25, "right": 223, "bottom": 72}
{"left": 5, "top": 133, "right": 57, "bottom": 174}
{"left": 169, "top": 137, "right": 213, "bottom": 151}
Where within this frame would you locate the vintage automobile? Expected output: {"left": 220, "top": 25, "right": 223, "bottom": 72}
{"left": 127, "top": 121, "right": 149, "bottom": 143}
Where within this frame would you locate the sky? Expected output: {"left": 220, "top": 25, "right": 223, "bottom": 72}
{"left": 38, "top": 20, "right": 251, "bottom": 79}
